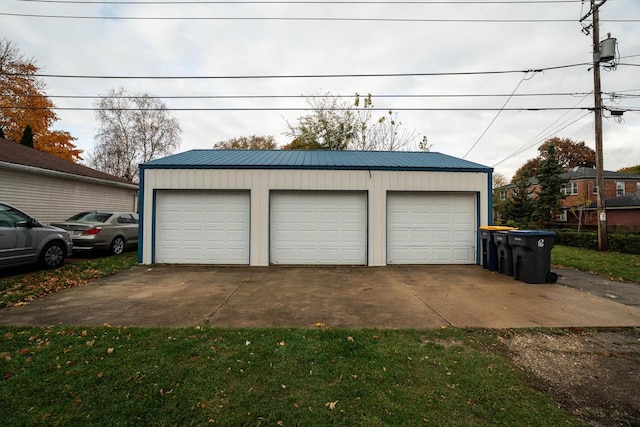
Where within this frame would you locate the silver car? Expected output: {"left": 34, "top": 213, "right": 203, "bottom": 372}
{"left": 52, "top": 211, "right": 138, "bottom": 255}
{"left": 0, "top": 202, "right": 74, "bottom": 269}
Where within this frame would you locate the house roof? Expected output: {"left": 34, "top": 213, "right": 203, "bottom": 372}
{"left": 0, "top": 137, "right": 136, "bottom": 186}
{"left": 498, "top": 166, "right": 640, "bottom": 190}
{"left": 141, "top": 149, "right": 492, "bottom": 172}
{"left": 560, "top": 166, "right": 640, "bottom": 181}
{"left": 606, "top": 192, "right": 640, "bottom": 208}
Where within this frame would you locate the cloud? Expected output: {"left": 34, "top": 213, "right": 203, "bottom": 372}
{"left": 2, "top": 0, "right": 639, "bottom": 180}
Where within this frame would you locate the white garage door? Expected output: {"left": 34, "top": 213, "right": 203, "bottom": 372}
{"left": 270, "top": 191, "right": 367, "bottom": 265}
{"left": 155, "top": 191, "right": 250, "bottom": 264}
{"left": 387, "top": 192, "right": 476, "bottom": 264}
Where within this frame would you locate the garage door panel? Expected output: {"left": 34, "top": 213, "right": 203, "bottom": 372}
{"left": 155, "top": 191, "right": 250, "bottom": 264}
{"left": 271, "top": 191, "right": 366, "bottom": 265}
{"left": 387, "top": 192, "right": 476, "bottom": 264}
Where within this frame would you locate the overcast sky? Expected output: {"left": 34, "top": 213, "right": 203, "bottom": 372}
{"left": 2, "top": 0, "right": 639, "bottom": 180}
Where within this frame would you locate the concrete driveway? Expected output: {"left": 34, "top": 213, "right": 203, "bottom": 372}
{"left": 1, "top": 265, "right": 639, "bottom": 329}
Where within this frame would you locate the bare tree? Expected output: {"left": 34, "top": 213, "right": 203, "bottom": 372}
{"left": 285, "top": 92, "right": 426, "bottom": 151}
{"left": 90, "top": 87, "right": 181, "bottom": 182}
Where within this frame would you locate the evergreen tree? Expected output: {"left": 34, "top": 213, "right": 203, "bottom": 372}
{"left": 19, "top": 124, "right": 33, "bottom": 148}
{"left": 534, "top": 144, "right": 566, "bottom": 225}
{"left": 498, "top": 171, "right": 536, "bottom": 228}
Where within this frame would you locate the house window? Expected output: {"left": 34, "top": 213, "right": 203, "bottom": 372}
{"left": 593, "top": 181, "right": 598, "bottom": 195}
{"left": 617, "top": 181, "right": 625, "bottom": 196}
{"left": 559, "top": 210, "right": 568, "bottom": 222}
{"left": 499, "top": 189, "right": 507, "bottom": 200}
{"left": 561, "top": 181, "right": 578, "bottom": 196}
{"left": 637, "top": 182, "right": 640, "bottom": 192}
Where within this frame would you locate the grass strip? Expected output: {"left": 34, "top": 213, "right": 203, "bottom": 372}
{"left": 0, "top": 326, "right": 580, "bottom": 426}
{"left": 552, "top": 245, "right": 640, "bottom": 283}
{"left": 0, "top": 252, "right": 137, "bottom": 308}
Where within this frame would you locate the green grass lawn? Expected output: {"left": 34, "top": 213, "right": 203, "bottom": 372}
{"left": 552, "top": 245, "right": 640, "bottom": 283}
{"left": 0, "top": 326, "right": 581, "bottom": 426}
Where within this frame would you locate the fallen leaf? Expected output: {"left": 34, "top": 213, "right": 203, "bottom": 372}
{"left": 314, "top": 322, "right": 326, "bottom": 328}
{"left": 325, "top": 400, "right": 338, "bottom": 410}
{"left": 279, "top": 341, "right": 285, "bottom": 346}
{"left": 347, "top": 336, "right": 354, "bottom": 342}
{"left": 107, "top": 348, "right": 114, "bottom": 355}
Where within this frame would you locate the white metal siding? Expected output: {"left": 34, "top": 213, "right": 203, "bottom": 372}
{"left": 270, "top": 191, "right": 366, "bottom": 265}
{"left": 387, "top": 192, "right": 476, "bottom": 264}
{"left": 0, "top": 167, "right": 138, "bottom": 223}
{"left": 155, "top": 191, "right": 250, "bottom": 264}
{"left": 141, "top": 169, "right": 490, "bottom": 266}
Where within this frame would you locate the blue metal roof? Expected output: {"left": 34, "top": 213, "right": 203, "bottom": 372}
{"left": 141, "top": 150, "right": 492, "bottom": 172}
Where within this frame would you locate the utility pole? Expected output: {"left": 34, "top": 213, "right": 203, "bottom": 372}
{"left": 581, "top": 0, "right": 609, "bottom": 251}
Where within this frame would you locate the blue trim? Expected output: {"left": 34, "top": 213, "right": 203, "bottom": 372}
{"left": 476, "top": 192, "right": 481, "bottom": 265}
{"left": 141, "top": 164, "right": 491, "bottom": 173}
{"left": 487, "top": 170, "right": 494, "bottom": 226}
{"left": 151, "top": 190, "right": 157, "bottom": 263}
{"left": 137, "top": 166, "right": 144, "bottom": 263}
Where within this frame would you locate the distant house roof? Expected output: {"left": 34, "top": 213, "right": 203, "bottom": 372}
{"left": 606, "top": 192, "right": 640, "bottom": 208}
{"left": 141, "top": 149, "right": 492, "bottom": 172}
{"left": 0, "top": 137, "right": 136, "bottom": 187}
{"left": 561, "top": 166, "right": 640, "bottom": 181}
{"left": 498, "top": 166, "right": 640, "bottom": 190}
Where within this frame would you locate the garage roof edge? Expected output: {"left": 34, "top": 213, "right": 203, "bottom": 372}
{"left": 141, "top": 150, "right": 492, "bottom": 172}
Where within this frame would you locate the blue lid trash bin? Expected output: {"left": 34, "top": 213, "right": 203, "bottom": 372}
{"left": 507, "top": 230, "right": 557, "bottom": 284}
{"left": 479, "top": 226, "right": 516, "bottom": 272}
{"left": 493, "top": 231, "right": 514, "bottom": 276}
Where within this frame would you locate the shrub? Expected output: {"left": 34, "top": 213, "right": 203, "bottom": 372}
{"left": 555, "top": 230, "right": 640, "bottom": 254}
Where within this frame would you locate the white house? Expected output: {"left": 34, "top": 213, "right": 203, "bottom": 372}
{"left": 139, "top": 150, "right": 493, "bottom": 266}
{"left": 0, "top": 138, "right": 138, "bottom": 223}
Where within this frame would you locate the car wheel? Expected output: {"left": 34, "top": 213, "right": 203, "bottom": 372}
{"left": 40, "top": 242, "right": 66, "bottom": 269}
{"left": 110, "top": 236, "right": 125, "bottom": 255}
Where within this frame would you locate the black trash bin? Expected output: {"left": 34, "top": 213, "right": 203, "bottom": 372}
{"left": 493, "top": 231, "right": 514, "bottom": 276}
{"left": 480, "top": 226, "right": 516, "bottom": 272}
{"left": 479, "top": 227, "right": 498, "bottom": 271}
{"left": 507, "top": 230, "right": 557, "bottom": 284}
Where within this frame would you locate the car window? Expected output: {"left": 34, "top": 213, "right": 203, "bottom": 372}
{"left": 0, "top": 205, "right": 29, "bottom": 227}
{"left": 66, "top": 212, "right": 112, "bottom": 223}
{"left": 117, "top": 214, "right": 133, "bottom": 224}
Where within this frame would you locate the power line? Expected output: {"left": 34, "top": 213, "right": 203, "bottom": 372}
{"left": 0, "top": 62, "right": 589, "bottom": 80}
{"left": 2, "top": 11, "right": 635, "bottom": 22}
{"left": 15, "top": 0, "right": 590, "bottom": 4}
{"left": 0, "top": 106, "right": 598, "bottom": 111}
{"left": 491, "top": 93, "right": 593, "bottom": 167}
{"left": 462, "top": 72, "right": 529, "bottom": 159}
{"left": 0, "top": 91, "right": 602, "bottom": 100}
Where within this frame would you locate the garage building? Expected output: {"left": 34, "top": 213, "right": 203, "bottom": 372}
{"left": 139, "top": 150, "right": 492, "bottom": 266}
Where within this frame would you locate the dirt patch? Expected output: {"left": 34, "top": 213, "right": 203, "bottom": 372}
{"left": 500, "top": 328, "right": 640, "bottom": 427}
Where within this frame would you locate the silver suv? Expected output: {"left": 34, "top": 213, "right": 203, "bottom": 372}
{"left": 0, "top": 202, "right": 74, "bottom": 269}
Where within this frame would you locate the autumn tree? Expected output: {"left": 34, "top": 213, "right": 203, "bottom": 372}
{"left": 0, "top": 38, "right": 81, "bottom": 161}
{"left": 90, "top": 87, "right": 181, "bottom": 182}
{"left": 214, "top": 135, "right": 276, "bottom": 150}
{"left": 512, "top": 137, "right": 595, "bottom": 182}
{"left": 618, "top": 165, "right": 640, "bottom": 174}
{"left": 20, "top": 124, "right": 33, "bottom": 148}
